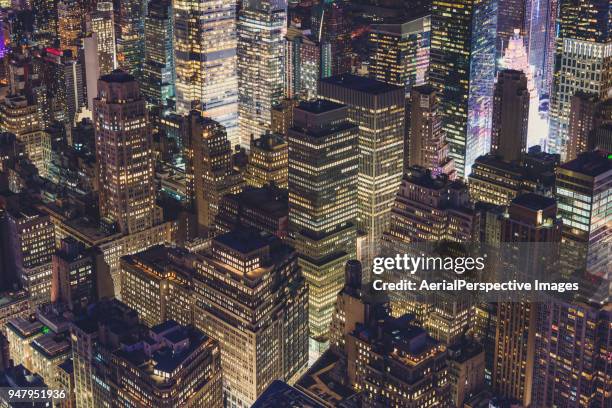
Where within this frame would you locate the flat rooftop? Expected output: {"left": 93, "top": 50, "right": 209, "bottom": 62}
{"left": 560, "top": 150, "right": 611, "bottom": 177}
{"left": 320, "top": 74, "right": 403, "bottom": 95}
{"left": 511, "top": 193, "right": 556, "bottom": 211}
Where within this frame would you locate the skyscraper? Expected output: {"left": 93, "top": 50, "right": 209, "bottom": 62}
{"left": 117, "top": 0, "right": 145, "bottom": 78}
{"left": 284, "top": 27, "right": 320, "bottom": 100}
{"left": 142, "top": 0, "right": 174, "bottom": 107}
{"left": 566, "top": 92, "right": 599, "bottom": 161}
{"left": 490, "top": 70, "right": 530, "bottom": 162}
{"left": 368, "top": 14, "right": 431, "bottom": 92}
{"left": 245, "top": 132, "right": 288, "bottom": 189}
{"left": 174, "top": 0, "right": 239, "bottom": 145}
{"left": 288, "top": 100, "right": 358, "bottom": 346}
{"left": 407, "top": 85, "right": 455, "bottom": 177}
{"left": 430, "top": 0, "right": 497, "bottom": 178}
{"left": 318, "top": 74, "right": 405, "bottom": 269}
{"left": 549, "top": 0, "right": 611, "bottom": 157}
{"left": 183, "top": 111, "right": 243, "bottom": 236}
{"left": 57, "top": 0, "right": 82, "bottom": 56}
{"left": 237, "top": 0, "right": 287, "bottom": 146}
{"left": 93, "top": 70, "right": 156, "bottom": 234}
{"left": 91, "top": 2, "right": 117, "bottom": 75}
{"left": 494, "top": 193, "right": 562, "bottom": 406}
{"left": 555, "top": 150, "right": 611, "bottom": 277}
{"left": 193, "top": 229, "right": 308, "bottom": 407}
{"left": 310, "top": 0, "right": 351, "bottom": 77}
{"left": 525, "top": 0, "right": 557, "bottom": 97}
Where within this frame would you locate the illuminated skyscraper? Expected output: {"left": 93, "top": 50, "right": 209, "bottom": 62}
{"left": 245, "top": 132, "right": 288, "bottom": 189}
{"left": 566, "top": 92, "right": 599, "bottom": 161}
{"left": 193, "top": 229, "right": 308, "bottom": 407}
{"left": 555, "top": 151, "right": 611, "bottom": 277}
{"left": 0, "top": 94, "right": 49, "bottom": 175}
{"left": 142, "top": 0, "right": 174, "bottom": 107}
{"left": 368, "top": 14, "right": 431, "bottom": 92}
{"left": 496, "top": 0, "right": 526, "bottom": 54}
{"left": 490, "top": 70, "right": 530, "bottom": 163}
{"left": 57, "top": 0, "right": 82, "bottom": 56}
{"left": 494, "top": 193, "right": 561, "bottom": 406}
{"left": 318, "top": 74, "right": 404, "bottom": 269}
{"left": 91, "top": 2, "right": 117, "bottom": 75}
{"left": 310, "top": 0, "right": 351, "bottom": 77}
{"left": 183, "top": 111, "right": 243, "bottom": 236}
{"left": 93, "top": 70, "right": 156, "bottom": 234}
{"left": 534, "top": 299, "right": 611, "bottom": 407}
{"left": 174, "top": 0, "right": 239, "bottom": 145}
{"left": 285, "top": 27, "right": 321, "bottom": 100}
{"left": 120, "top": 245, "right": 195, "bottom": 327}
{"left": 549, "top": 0, "right": 611, "bottom": 157}
{"left": 407, "top": 85, "right": 455, "bottom": 177}
{"left": 237, "top": 0, "right": 287, "bottom": 146}
{"left": 525, "top": 0, "right": 557, "bottom": 97}
{"left": 288, "top": 100, "right": 358, "bottom": 346}
{"left": 117, "top": 0, "right": 145, "bottom": 78}
{"left": 430, "top": 0, "right": 497, "bottom": 178}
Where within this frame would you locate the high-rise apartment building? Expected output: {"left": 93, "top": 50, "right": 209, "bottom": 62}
{"left": 237, "top": 0, "right": 287, "bottom": 146}
{"left": 91, "top": 2, "right": 117, "bottom": 75}
{"left": 407, "top": 85, "right": 454, "bottom": 177}
{"left": 490, "top": 70, "right": 530, "bottom": 163}
{"left": 120, "top": 245, "right": 195, "bottom": 327}
{"left": 93, "top": 70, "right": 156, "bottom": 234}
{"left": 193, "top": 229, "right": 308, "bottom": 407}
{"left": 245, "top": 132, "right": 288, "bottom": 188}
{"left": 285, "top": 28, "right": 320, "bottom": 100}
{"left": 368, "top": 14, "right": 431, "bottom": 92}
{"left": 288, "top": 100, "right": 358, "bottom": 344}
{"left": 183, "top": 111, "right": 243, "bottom": 236}
{"left": 142, "top": 0, "right": 174, "bottom": 107}
{"left": 318, "top": 74, "right": 405, "bottom": 269}
{"left": 57, "top": 0, "right": 82, "bottom": 56}
{"left": 174, "top": 0, "right": 239, "bottom": 145}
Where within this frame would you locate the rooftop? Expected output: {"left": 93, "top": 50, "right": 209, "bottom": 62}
{"left": 320, "top": 74, "right": 403, "bottom": 95}
{"left": 511, "top": 193, "right": 557, "bottom": 212}
{"left": 560, "top": 150, "right": 611, "bottom": 177}
{"left": 296, "top": 99, "right": 346, "bottom": 114}
{"left": 99, "top": 69, "right": 136, "bottom": 83}
{"left": 214, "top": 228, "right": 274, "bottom": 254}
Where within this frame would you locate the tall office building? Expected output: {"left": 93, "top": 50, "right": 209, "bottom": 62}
{"left": 117, "top": 0, "right": 145, "bottom": 78}
{"left": 174, "top": 0, "right": 239, "bottom": 145}
{"left": 494, "top": 193, "right": 562, "bottom": 406}
{"left": 93, "top": 70, "right": 156, "bottom": 234}
{"left": 318, "top": 74, "right": 405, "bottom": 269}
{"left": 2, "top": 208, "right": 55, "bottom": 306}
{"left": 496, "top": 0, "right": 526, "bottom": 55}
{"left": 430, "top": 0, "right": 496, "bottom": 178}
{"left": 57, "top": 0, "right": 82, "bottom": 56}
{"left": 91, "top": 2, "right": 117, "bottom": 75}
{"left": 142, "top": 0, "right": 174, "bottom": 107}
{"left": 237, "top": 0, "right": 287, "bottom": 146}
{"left": 288, "top": 100, "right": 358, "bottom": 344}
{"left": 183, "top": 111, "right": 243, "bottom": 236}
{"left": 368, "top": 14, "right": 431, "bottom": 92}
{"left": 51, "top": 237, "right": 107, "bottom": 311}
{"left": 525, "top": 0, "right": 557, "bottom": 97}
{"left": 284, "top": 27, "right": 320, "bottom": 100}
{"left": 566, "top": 92, "right": 599, "bottom": 161}
{"left": 555, "top": 151, "right": 611, "bottom": 277}
{"left": 549, "top": 0, "right": 611, "bottom": 157}
{"left": 193, "top": 229, "right": 309, "bottom": 407}
{"left": 310, "top": 0, "right": 351, "bottom": 77}
{"left": 215, "top": 185, "right": 288, "bottom": 238}
{"left": 407, "top": 85, "right": 455, "bottom": 177}
{"left": 491, "top": 70, "right": 530, "bottom": 162}
{"left": 245, "top": 132, "right": 288, "bottom": 189}
{"left": 0, "top": 94, "right": 48, "bottom": 176}
{"left": 120, "top": 245, "right": 195, "bottom": 327}
{"left": 347, "top": 315, "right": 451, "bottom": 407}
